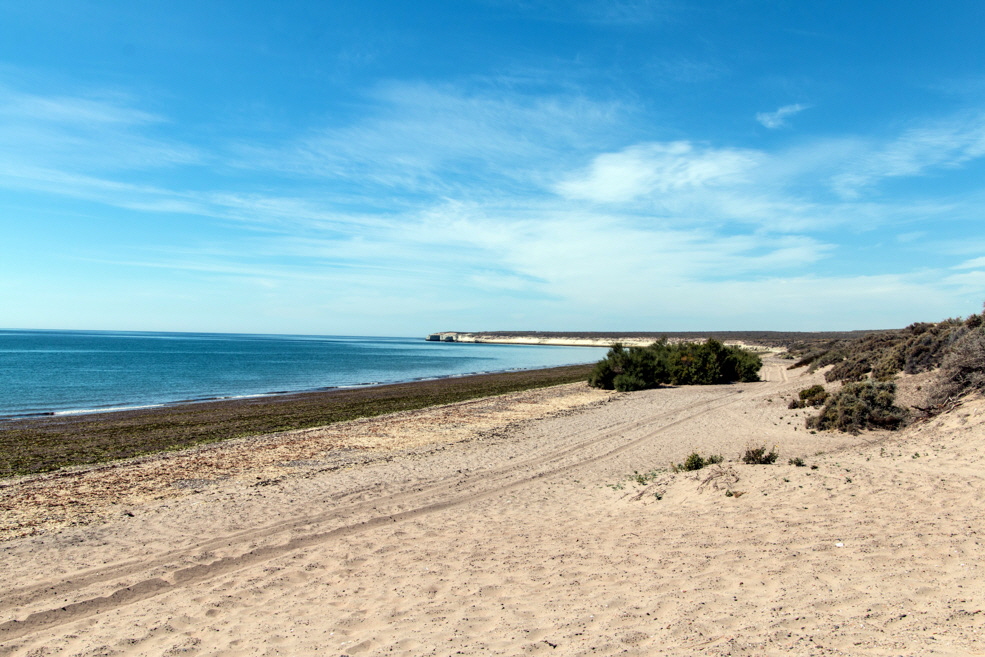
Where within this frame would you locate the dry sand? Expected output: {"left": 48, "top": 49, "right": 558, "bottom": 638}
{"left": 1, "top": 356, "right": 983, "bottom": 656}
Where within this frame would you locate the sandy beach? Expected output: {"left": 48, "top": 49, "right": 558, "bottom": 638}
{"left": 1, "top": 354, "right": 983, "bottom": 656}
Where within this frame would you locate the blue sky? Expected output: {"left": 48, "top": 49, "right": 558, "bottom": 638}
{"left": 1, "top": 1, "right": 984, "bottom": 335}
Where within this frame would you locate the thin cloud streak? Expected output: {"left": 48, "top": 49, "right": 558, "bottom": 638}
{"left": 831, "top": 113, "right": 985, "bottom": 197}
{"left": 0, "top": 85, "right": 162, "bottom": 126}
{"left": 231, "top": 81, "right": 629, "bottom": 198}
{"left": 554, "top": 142, "right": 761, "bottom": 203}
{"left": 756, "top": 103, "right": 809, "bottom": 129}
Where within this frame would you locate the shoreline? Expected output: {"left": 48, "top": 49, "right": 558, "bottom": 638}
{"left": 0, "top": 363, "right": 595, "bottom": 478}
{"left": 0, "top": 361, "right": 603, "bottom": 423}
{"left": 0, "top": 329, "right": 608, "bottom": 422}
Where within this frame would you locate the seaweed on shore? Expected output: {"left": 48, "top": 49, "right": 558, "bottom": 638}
{"left": 0, "top": 364, "right": 593, "bottom": 478}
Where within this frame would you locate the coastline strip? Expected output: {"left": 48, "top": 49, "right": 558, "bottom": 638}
{"left": 0, "top": 364, "right": 593, "bottom": 479}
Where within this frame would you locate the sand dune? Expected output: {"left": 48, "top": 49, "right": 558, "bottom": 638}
{"left": 1, "top": 356, "right": 983, "bottom": 655}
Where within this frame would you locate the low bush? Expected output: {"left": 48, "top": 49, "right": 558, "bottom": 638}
{"left": 613, "top": 372, "right": 647, "bottom": 392}
{"left": 588, "top": 339, "right": 762, "bottom": 391}
{"left": 742, "top": 445, "right": 779, "bottom": 464}
{"left": 806, "top": 381, "right": 909, "bottom": 433}
{"left": 680, "top": 452, "right": 705, "bottom": 471}
{"left": 786, "top": 340, "right": 844, "bottom": 370}
{"left": 674, "top": 452, "right": 724, "bottom": 472}
{"left": 794, "top": 384, "right": 828, "bottom": 408}
{"left": 925, "top": 327, "right": 985, "bottom": 407}
{"left": 784, "top": 312, "right": 981, "bottom": 384}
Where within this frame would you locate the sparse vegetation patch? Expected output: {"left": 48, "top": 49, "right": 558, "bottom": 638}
{"left": 788, "top": 384, "right": 829, "bottom": 409}
{"left": 924, "top": 326, "right": 985, "bottom": 410}
{"left": 673, "top": 452, "right": 724, "bottom": 472}
{"left": 742, "top": 445, "right": 779, "bottom": 464}
{"left": 806, "top": 381, "right": 909, "bottom": 433}
{"left": 785, "top": 310, "right": 984, "bottom": 385}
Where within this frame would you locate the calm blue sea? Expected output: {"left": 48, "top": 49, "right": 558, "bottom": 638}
{"left": 0, "top": 330, "right": 607, "bottom": 418}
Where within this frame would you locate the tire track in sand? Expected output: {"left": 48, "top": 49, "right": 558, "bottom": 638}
{"left": 2, "top": 390, "right": 737, "bottom": 612}
{"left": 0, "top": 386, "right": 760, "bottom": 642}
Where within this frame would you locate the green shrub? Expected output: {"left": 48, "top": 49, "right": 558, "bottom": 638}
{"left": 872, "top": 343, "right": 906, "bottom": 380}
{"left": 806, "top": 381, "right": 909, "bottom": 433}
{"left": 798, "top": 384, "right": 829, "bottom": 407}
{"left": 807, "top": 347, "right": 848, "bottom": 373}
{"left": 613, "top": 372, "right": 648, "bottom": 392}
{"left": 742, "top": 445, "right": 779, "bottom": 464}
{"left": 588, "top": 339, "right": 761, "bottom": 391}
{"left": 902, "top": 320, "right": 967, "bottom": 374}
{"left": 674, "top": 452, "right": 724, "bottom": 472}
{"left": 587, "top": 359, "right": 618, "bottom": 390}
{"left": 631, "top": 469, "right": 662, "bottom": 486}
{"left": 681, "top": 452, "right": 706, "bottom": 471}
{"left": 789, "top": 385, "right": 828, "bottom": 408}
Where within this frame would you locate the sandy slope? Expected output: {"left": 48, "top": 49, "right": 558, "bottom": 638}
{"left": 1, "top": 356, "right": 983, "bottom": 656}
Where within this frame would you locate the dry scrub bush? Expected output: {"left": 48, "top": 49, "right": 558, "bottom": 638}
{"left": 789, "top": 384, "right": 829, "bottom": 408}
{"left": 697, "top": 464, "right": 740, "bottom": 493}
{"left": 806, "top": 381, "right": 909, "bottom": 433}
{"left": 674, "top": 452, "right": 724, "bottom": 472}
{"left": 785, "top": 313, "right": 982, "bottom": 384}
{"left": 926, "top": 327, "right": 985, "bottom": 407}
{"left": 742, "top": 445, "right": 779, "bottom": 464}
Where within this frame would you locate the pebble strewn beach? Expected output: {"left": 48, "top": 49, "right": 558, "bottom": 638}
{"left": 1, "top": 355, "right": 983, "bottom": 655}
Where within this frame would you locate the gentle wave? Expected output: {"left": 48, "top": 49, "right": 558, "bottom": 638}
{"left": 0, "top": 329, "right": 607, "bottom": 418}
{"left": 53, "top": 403, "right": 167, "bottom": 416}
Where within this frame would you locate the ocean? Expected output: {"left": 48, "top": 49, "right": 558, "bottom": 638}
{"left": 0, "top": 330, "right": 607, "bottom": 418}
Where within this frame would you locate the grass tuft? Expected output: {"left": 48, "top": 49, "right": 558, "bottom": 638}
{"left": 673, "top": 452, "right": 724, "bottom": 472}
{"left": 742, "top": 445, "right": 779, "bottom": 464}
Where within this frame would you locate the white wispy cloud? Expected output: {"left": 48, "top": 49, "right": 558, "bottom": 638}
{"left": 578, "top": 0, "right": 671, "bottom": 25}
{"left": 233, "top": 81, "right": 626, "bottom": 197}
{"left": 0, "top": 85, "right": 202, "bottom": 174}
{"left": 830, "top": 113, "right": 985, "bottom": 197}
{"left": 554, "top": 142, "right": 760, "bottom": 203}
{"left": 954, "top": 256, "right": 985, "bottom": 270}
{"left": 756, "top": 103, "right": 809, "bottom": 129}
{"left": 0, "top": 85, "right": 162, "bottom": 126}
{"left": 945, "top": 269, "right": 985, "bottom": 289}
